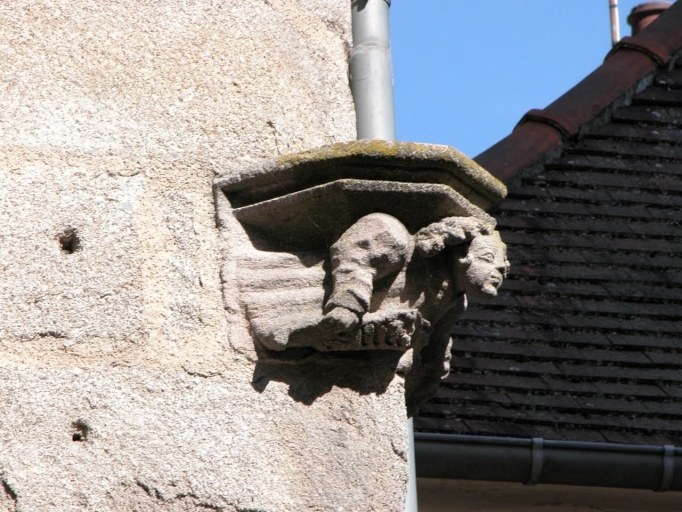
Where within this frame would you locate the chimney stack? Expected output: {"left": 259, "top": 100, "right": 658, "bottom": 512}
{"left": 627, "top": 2, "right": 672, "bottom": 35}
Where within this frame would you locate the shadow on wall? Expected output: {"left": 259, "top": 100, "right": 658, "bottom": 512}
{"left": 251, "top": 350, "right": 403, "bottom": 405}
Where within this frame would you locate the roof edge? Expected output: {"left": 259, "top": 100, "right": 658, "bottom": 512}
{"left": 475, "top": 0, "right": 682, "bottom": 183}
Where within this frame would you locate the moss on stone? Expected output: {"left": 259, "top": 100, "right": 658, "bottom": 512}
{"left": 274, "top": 140, "right": 507, "bottom": 205}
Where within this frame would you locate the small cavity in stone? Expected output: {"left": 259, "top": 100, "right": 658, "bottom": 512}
{"left": 71, "top": 420, "right": 89, "bottom": 442}
{"left": 59, "top": 228, "right": 81, "bottom": 254}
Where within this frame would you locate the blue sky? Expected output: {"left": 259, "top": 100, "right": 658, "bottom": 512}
{"left": 391, "top": 1, "right": 656, "bottom": 157}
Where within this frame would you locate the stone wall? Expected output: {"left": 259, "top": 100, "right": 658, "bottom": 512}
{"left": 0, "top": 2, "right": 410, "bottom": 510}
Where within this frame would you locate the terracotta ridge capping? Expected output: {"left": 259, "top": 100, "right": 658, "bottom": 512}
{"left": 518, "top": 109, "right": 572, "bottom": 138}
{"left": 607, "top": 36, "right": 670, "bottom": 65}
{"left": 475, "top": 1, "right": 682, "bottom": 184}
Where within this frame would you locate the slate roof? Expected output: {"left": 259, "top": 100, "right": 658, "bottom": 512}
{"left": 415, "top": 2, "right": 682, "bottom": 446}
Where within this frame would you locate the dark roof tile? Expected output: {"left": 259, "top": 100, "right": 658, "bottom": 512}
{"left": 574, "top": 138, "right": 682, "bottom": 160}
{"left": 655, "top": 68, "right": 682, "bottom": 89}
{"left": 582, "top": 124, "right": 682, "bottom": 144}
{"left": 611, "top": 104, "right": 682, "bottom": 125}
{"left": 633, "top": 87, "right": 682, "bottom": 105}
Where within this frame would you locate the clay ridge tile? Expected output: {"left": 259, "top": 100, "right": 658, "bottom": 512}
{"left": 519, "top": 109, "right": 572, "bottom": 138}
{"left": 607, "top": 36, "right": 670, "bottom": 65}
{"left": 615, "top": 0, "right": 682, "bottom": 61}
{"left": 475, "top": 0, "right": 682, "bottom": 183}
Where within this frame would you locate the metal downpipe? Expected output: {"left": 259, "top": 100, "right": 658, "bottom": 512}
{"left": 350, "top": 2, "right": 415, "bottom": 510}
{"left": 609, "top": 0, "right": 621, "bottom": 45}
{"left": 350, "top": 0, "right": 396, "bottom": 141}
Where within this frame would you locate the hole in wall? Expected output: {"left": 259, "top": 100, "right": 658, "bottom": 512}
{"left": 1, "top": 480, "right": 16, "bottom": 501}
{"left": 71, "top": 419, "right": 90, "bottom": 442}
{"left": 59, "top": 228, "right": 80, "bottom": 254}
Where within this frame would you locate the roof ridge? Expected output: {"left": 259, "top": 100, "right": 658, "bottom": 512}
{"left": 475, "top": 0, "right": 682, "bottom": 183}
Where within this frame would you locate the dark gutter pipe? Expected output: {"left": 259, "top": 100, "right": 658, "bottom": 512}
{"left": 415, "top": 433, "right": 682, "bottom": 492}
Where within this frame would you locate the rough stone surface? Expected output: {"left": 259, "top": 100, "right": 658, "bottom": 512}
{"left": 0, "top": 0, "right": 355, "bottom": 167}
{"left": 0, "top": 366, "right": 407, "bottom": 511}
{"left": 0, "top": 1, "right": 412, "bottom": 511}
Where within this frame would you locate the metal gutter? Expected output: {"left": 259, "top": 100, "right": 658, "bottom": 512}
{"left": 415, "top": 433, "right": 682, "bottom": 492}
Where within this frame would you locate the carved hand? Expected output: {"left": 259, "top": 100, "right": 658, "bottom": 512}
{"left": 361, "top": 309, "right": 431, "bottom": 349}
{"left": 319, "top": 306, "right": 361, "bottom": 343}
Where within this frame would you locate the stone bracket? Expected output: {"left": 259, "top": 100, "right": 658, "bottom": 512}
{"left": 214, "top": 140, "right": 509, "bottom": 412}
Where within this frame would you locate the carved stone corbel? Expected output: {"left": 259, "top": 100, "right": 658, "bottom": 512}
{"left": 214, "top": 141, "right": 508, "bottom": 414}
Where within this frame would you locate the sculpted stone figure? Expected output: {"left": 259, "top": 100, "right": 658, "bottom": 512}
{"left": 320, "top": 213, "right": 508, "bottom": 353}
{"left": 216, "top": 141, "right": 510, "bottom": 412}
{"left": 247, "top": 213, "right": 508, "bottom": 364}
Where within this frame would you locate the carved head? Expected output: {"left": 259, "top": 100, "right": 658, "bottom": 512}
{"left": 415, "top": 216, "right": 509, "bottom": 298}
{"left": 455, "top": 231, "right": 509, "bottom": 298}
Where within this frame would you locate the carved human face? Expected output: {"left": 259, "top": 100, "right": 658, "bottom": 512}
{"left": 456, "top": 232, "right": 509, "bottom": 298}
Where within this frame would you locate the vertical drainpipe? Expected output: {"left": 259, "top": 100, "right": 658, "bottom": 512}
{"left": 405, "top": 417, "right": 418, "bottom": 512}
{"left": 349, "top": 2, "right": 417, "bottom": 511}
{"left": 350, "top": 0, "right": 396, "bottom": 140}
{"left": 609, "top": 0, "right": 621, "bottom": 46}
